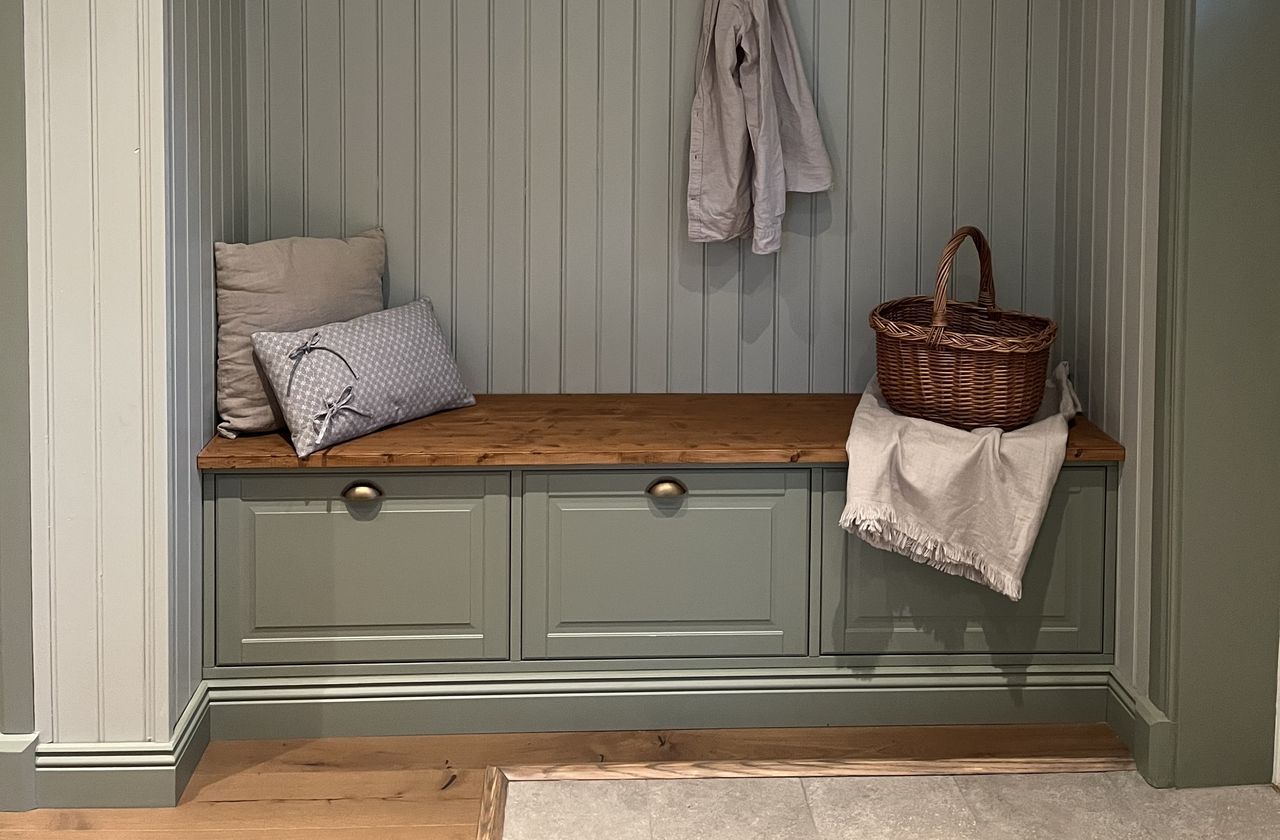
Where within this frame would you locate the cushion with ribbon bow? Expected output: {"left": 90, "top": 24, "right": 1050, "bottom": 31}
{"left": 251, "top": 298, "right": 475, "bottom": 458}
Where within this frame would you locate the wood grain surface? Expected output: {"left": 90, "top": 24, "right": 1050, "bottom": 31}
{"left": 499, "top": 755, "right": 1135, "bottom": 783}
{"left": 0, "top": 724, "right": 1130, "bottom": 838}
{"left": 197, "top": 394, "right": 1125, "bottom": 470}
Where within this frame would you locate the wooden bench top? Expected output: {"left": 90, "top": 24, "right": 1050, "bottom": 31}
{"left": 196, "top": 394, "right": 1125, "bottom": 470}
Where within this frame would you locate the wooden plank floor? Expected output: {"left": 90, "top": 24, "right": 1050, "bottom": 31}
{"left": 0, "top": 724, "right": 1129, "bottom": 838}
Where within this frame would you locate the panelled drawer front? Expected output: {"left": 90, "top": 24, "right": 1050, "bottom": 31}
{"left": 820, "top": 466, "right": 1111, "bottom": 655}
{"left": 215, "top": 472, "right": 509, "bottom": 665}
{"left": 522, "top": 469, "right": 811, "bottom": 659}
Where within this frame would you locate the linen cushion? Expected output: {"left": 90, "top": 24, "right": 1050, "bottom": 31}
{"left": 251, "top": 299, "right": 475, "bottom": 458}
{"left": 215, "top": 229, "right": 386, "bottom": 437}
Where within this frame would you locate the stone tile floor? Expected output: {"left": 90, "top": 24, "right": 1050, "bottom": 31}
{"left": 502, "top": 771, "right": 1280, "bottom": 839}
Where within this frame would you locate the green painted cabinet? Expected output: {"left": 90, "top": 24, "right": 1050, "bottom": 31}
{"left": 214, "top": 473, "right": 510, "bottom": 665}
{"left": 820, "top": 466, "right": 1112, "bottom": 655}
{"left": 522, "top": 469, "right": 811, "bottom": 659}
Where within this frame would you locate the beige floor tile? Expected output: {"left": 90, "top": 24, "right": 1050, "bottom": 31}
{"left": 804, "top": 775, "right": 983, "bottom": 840}
{"left": 648, "top": 778, "right": 818, "bottom": 840}
{"left": 502, "top": 780, "right": 652, "bottom": 840}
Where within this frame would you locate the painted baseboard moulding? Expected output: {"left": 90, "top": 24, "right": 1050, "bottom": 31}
{"left": 1106, "top": 671, "right": 1177, "bottom": 789}
{"left": 4, "top": 666, "right": 1177, "bottom": 808}
{"left": 6, "top": 685, "right": 211, "bottom": 810}
{"left": 0, "top": 733, "right": 38, "bottom": 811}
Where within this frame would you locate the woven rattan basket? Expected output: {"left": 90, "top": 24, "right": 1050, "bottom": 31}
{"left": 869, "top": 226, "right": 1057, "bottom": 430}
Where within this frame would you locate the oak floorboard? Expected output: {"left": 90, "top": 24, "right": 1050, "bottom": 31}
{"left": 0, "top": 829, "right": 474, "bottom": 839}
{"left": 0, "top": 724, "right": 1130, "bottom": 837}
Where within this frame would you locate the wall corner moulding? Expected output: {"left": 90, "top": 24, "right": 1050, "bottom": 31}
{"left": 21, "top": 0, "right": 173, "bottom": 747}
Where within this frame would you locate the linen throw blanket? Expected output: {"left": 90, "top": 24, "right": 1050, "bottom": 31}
{"left": 840, "top": 362, "right": 1082, "bottom": 601}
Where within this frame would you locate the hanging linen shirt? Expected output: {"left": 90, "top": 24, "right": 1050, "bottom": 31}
{"left": 687, "top": 0, "right": 834, "bottom": 255}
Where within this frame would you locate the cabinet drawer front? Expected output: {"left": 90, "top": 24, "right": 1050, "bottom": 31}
{"left": 522, "top": 470, "right": 810, "bottom": 659}
{"left": 215, "top": 473, "right": 509, "bottom": 665}
{"left": 820, "top": 467, "right": 1111, "bottom": 656}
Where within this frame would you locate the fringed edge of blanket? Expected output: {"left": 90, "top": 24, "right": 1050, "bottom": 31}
{"left": 839, "top": 501, "right": 1023, "bottom": 601}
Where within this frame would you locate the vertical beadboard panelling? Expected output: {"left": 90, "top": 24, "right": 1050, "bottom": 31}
{"left": 453, "top": 0, "right": 492, "bottom": 388}
{"left": 25, "top": 0, "right": 170, "bottom": 743}
{"left": 244, "top": 0, "right": 266, "bottom": 242}
{"left": 844, "top": 0, "right": 887, "bottom": 391}
{"left": 416, "top": 0, "right": 452, "bottom": 333}
{"left": 41, "top": 2, "right": 102, "bottom": 744}
{"left": 561, "top": 0, "right": 601, "bottom": 392}
{"left": 379, "top": 0, "right": 417, "bottom": 306}
{"left": 1087, "top": 2, "right": 1114, "bottom": 418}
{"left": 94, "top": 0, "right": 150, "bottom": 743}
{"left": 343, "top": 1, "right": 380, "bottom": 235}
{"left": 525, "top": 0, "right": 563, "bottom": 393}
{"left": 665, "top": 0, "right": 705, "bottom": 393}
{"left": 989, "top": 0, "right": 1027, "bottom": 309}
{"left": 165, "top": 0, "right": 245, "bottom": 730}
{"left": 631, "top": 0, "right": 673, "bottom": 393}
{"left": 1057, "top": 0, "right": 1163, "bottom": 692}
{"left": 917, "top": 0, "right": 958, "bottom": 299}
{"left": 242, "top": 0, "right": 1066, "bottom": 393}
{"left": 774, "top": 0, "right": 816, "bottom": 392}
{"left": 809, "top": 0, "right": 851, "bottom": 393}
{"left": 305, "top": 0, "right": 343, "bottom": 238}
{"left": 489, "top": 0, "right": 528, "bottom": 393}
{"left": 266, "top": 0, "right": 303, "bottom": 239}
{"left": 881, "top": 0, "right": 924, "bottom": 303}
{"left": 598, "top": 1, "right": 637, "bottom": 392}
{"left": 953, "top": 0, "right": 994, "bottom": 304}
{"left": 1022, "top": 0, "right": 1059, "bottom": 321}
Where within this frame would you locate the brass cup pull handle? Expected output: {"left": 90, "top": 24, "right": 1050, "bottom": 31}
{"left": 342, "top": 482, "right": 383, "bottom": 502}
{"left": 646, "top": 478, "right": 688, "bottom": 498}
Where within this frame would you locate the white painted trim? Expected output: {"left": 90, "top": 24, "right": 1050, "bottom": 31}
{"left": 22, "top": 0, "right": 170, "bottom": 745}
{"left": 36, "top": 683, "right": 209, "bottom": 769}
{"left": 22, "top": 0, "right": 53, "bottom": 748}
{"left": 31, "top": 684, "right": 210, "bottom": 809}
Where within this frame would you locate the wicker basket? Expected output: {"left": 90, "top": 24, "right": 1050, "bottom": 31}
{"left": 869, "top": 226, "right": 1057, "bottom": 430}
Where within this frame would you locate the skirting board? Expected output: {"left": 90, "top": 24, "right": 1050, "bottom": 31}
{"left": 27, "top": 685, "right": 211, "bottom": 809}
{"left": 8, "top": 667, "right": 1173, "bottom": 809}
{"left": 205, "top": 668, "right": 1115, "bottom": 741}
{"left": 0, "top": 733, "right": 38, "bottom": 811}
{"left": 1106, "top": 673, "right": 1176, "bottom": 788}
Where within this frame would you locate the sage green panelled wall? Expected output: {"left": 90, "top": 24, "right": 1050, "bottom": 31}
{"left": 242, "top": 0, "right": 1061, "bottom": 394}
{"left": 1152, "top": 0, "right": 1280, "bottom": 787}
{"left": 165, "top": 0, "right": 248, "bottom": 730}
{"left": 0, "top": 0, "right": 34, "bottom": 737}
{"left": 1055, "top": 0, "right": 1163, "bottom": 697}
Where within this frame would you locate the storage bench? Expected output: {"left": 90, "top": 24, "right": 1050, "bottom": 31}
{"left": 197, "top": 394, "right": 1126, "bottom": 738}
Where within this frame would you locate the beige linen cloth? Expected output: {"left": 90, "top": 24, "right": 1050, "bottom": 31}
{"left": 840, "top": 362, "right": 1082, "bottom": 601}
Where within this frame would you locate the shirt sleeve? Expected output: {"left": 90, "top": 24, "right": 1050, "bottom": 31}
{"left": 686, "top": 3, "right": 755, "bottom": 246}
{"left": 737, "top": 5, "right": 787, "bottom": 255}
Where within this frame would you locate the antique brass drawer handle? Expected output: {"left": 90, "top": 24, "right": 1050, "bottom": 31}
{"left": 646, "top": 478, "right": 687, "bottom": 498}
{"left": 341, "top": 482, "right": 383, "bottom": 502}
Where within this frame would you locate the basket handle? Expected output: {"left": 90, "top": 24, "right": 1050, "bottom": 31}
{"left": 929, "top": 226, "right": 997, "bottom": 336}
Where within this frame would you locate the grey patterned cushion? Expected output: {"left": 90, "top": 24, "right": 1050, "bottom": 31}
{"left": 251, "top": 299, "right": 475, "bottom": 458}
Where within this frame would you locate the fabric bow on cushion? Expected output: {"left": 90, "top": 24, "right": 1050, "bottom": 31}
{"left": 251, "top": 299, "right": 475, "bottom": 458}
